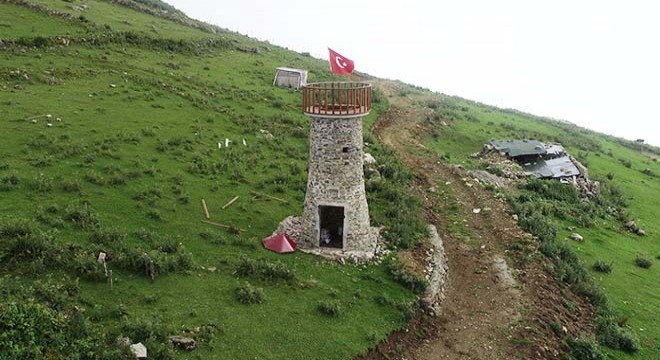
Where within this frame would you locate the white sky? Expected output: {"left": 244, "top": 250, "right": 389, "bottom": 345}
{"left": 166, "top": 0, "right": 660, "bottom": 146}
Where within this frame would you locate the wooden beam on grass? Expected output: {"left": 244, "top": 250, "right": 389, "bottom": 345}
{"left": 222, "top": 196, "right": 239, "bottom": 209}
{"left": 201, "top": 220, "right": 246, "bottom": 232}
{"left": 201, "top": 199, "right": 210, "bottom": 219}
{"left": 250, "top": 191, "right": 288, "bottom": 204}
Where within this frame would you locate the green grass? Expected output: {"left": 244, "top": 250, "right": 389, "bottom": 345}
{"left": 0, "top": 1, "right": 421, "bottom": 358}
{"left": 424, "top": 96, "right": 660, "bottom": 358}
{"left": 27, "top": 0, "right": 211, "bottom": 39}
{"left": 0, "top": 3, "right": 87, "bottom": 38}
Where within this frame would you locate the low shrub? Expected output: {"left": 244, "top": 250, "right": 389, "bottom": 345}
{"left": 234, "top": 256, "right": 296, "bottom": 284}
{"left": 63, "top": 202, "right": 99, "bottom": 230}
{"left": 235, "top": 282, "right": 264, "bottom": 304}
{"left": 0, "top": 278, "right": 131, "bottom": 359}
{"left": 386, "top": 258, "right": 428, "bottom": 295}
{"left": 28, "top": 174, "right": 54, "bottom": 193}
{"left": 121, "top": 317, "right": 175, "bottom": 359}
{"left": 592, "top": 260, "right": 612, "bottom": 273}
{"left": 567, "top": 336, "right": 604, "bottom": 360}
{"left": 374, "top": 293, "right": 391, "bottom": 305}
{"left": 317, "top": 299, "right": 341, "bottom": 317}
{"left": 0, "top": 173, "right": 20, "bottom": 191}
{"left": 395, "top": 300, "right": 417, "bottom": 322}
{"left": 574, "top": 282, "right": 607, "bottom": 308}
{"left": 0, "top": 217, "right": 34, "bottom": 238}
{"left": 90, "top": 228, "right": 127, "bottom": 245}
{"left": 596, "top": 316, "right": 639, "bottom": 353}
{"left": 634, "top": 256, "right": 652, "bottom": 269}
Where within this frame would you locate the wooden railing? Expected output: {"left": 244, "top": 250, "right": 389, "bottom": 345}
{"left": 302, "top": 82, "right": 372, "bottom": 117}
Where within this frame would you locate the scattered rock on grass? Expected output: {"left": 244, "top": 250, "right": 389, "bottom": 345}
{"left": 570, "top": 233, "right": 584, "bottom": 242}
{"left": 169, "top": 336, "right": 197, "bottom": 351}
{"left": 130, "top": 342, "right": 147, "bottom": 359}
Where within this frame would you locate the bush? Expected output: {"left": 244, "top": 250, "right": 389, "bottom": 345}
{"left": 90, "top": 228, "right": 127, "bottom": 245}
{"left": 0, "top": 173, "right": 20, "bottom": 191}
{"left": 592, "top": 260, "right": 612, "bottom": 273}
{"left": 0, "top": 217, "right": 34, "bottom": 238}
{"left": 519, "top": 212, "right": 557, "bottom": 243}
{"left": 574, "top": 282, "right": 608, "bottom": 308}
{"left": 317, "top": 299, "right": 341, "bottom": 317}
{"left": 634, "top": 256, "right": 652, "bottom": 269}
{"left": 567, "top": 336, "right": 604, "bottom": 360}
{"left": 395, "top": 300, "right": 417, "bottom": 322}
{"left": 234, "top": 256, "right": 296, "bottom": 284}
{"left": 235, "top": 282, "right": 264, "bottom": 304}
{"left": 63, "top": 202, "right": 99, "bottom": 230}
{"left": 386, "top": 258, "right": 428, "bottom": 295}
{"left": 28, "top": 174, "right": 53, "bottom": 193}
{"left": 0, "top": 278, "right": 131, "bottom": 359}
{"left": 374, "top": 293, "right": 391, "bottom": 305}
{"left": 596, "top": 316, "right": 639, "bottom": 353}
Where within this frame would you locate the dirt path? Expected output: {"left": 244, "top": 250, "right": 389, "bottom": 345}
{"left": 359, "top": 81, "right": 595, "bottom": 359}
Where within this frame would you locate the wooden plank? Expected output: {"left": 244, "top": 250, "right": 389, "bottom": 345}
{"left": 201, "top": 220, "right": 246, "bottom": 232}
{"left": 250, "top": 191, "right": 288, "bottom": 204}
{"left": 222, "top": 196, "right": 239, "bottom": 209}
{"left": 201, "top": 199, "right": 210, "bottom": 219}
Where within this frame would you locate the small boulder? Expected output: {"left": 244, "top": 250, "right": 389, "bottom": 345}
{"left": 363, "top": 152, "right": 376, "bottom": 165}
{"left": 169, "top": 336, "right": 197, "bottom": 351}
{"left": 570, "top": 233, "right": 584, "bottom": 242}
{"left": 512, "top": 214, "right": 519, "bottom": 221}
{"left": 130, "top": 342, "right": 147, "bottom": 359}
{"left": 636, "top": 229, "right": 646, "bottom": 236}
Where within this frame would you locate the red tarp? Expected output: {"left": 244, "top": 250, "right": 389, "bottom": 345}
{"left": 262, "top": 233, "right": 297, "bottom": 253}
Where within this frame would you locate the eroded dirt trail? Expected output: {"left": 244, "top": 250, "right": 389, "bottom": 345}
{"left": 363, "top": 81, "right": 595, "bottom": 359}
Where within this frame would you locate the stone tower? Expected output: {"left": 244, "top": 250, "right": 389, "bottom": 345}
{"left": 298, "top": 82, "right": 377, "bottom": 258}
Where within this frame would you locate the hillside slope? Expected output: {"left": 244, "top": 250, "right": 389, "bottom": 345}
{"left": 0, "top": 1, "right": 426, "bottom": 359}
{"left": 1, "top": 1, "right": 658, "bottom": 359}
{"left": 418, "top": 90, "right": 660, "bottom": 358}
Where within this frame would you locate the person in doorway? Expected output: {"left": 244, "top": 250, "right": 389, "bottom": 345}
{"left": 320, "top": 228, "right": 331, "bottom": 244}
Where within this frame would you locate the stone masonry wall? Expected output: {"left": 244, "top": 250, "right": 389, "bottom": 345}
{"left": 300, "top": 116, "right": 375, "bottom": 255}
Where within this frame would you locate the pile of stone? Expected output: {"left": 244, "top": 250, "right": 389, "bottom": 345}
{"left": 626, "top": 221, "right": 646, "bottom": 236}
{"left": 571, "top": 176, "right": 600, "bottom": 198}
{"left": 475, "top": 148, "right": 528, "bottom": 180}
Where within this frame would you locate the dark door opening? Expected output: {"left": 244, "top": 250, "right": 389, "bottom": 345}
{"left": 319, "top": 205, "right": 344, "bottom": 248}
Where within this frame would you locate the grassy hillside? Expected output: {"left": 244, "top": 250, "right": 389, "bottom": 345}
{"left": 420, "top": 92, "right": 660, "bottom": 358}
{"left": 0, "top": 1, "right": 426, "bottom": 359}
{"left": 2, "top": 1, "right": 659, "bottom": 359}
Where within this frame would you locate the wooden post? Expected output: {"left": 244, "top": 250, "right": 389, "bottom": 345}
{"left": 201, "top": 199, "right": 210, "bottom": 219}
{"left": 108, "top": 270, "right": 113, "bottom": 290}
{"left": 250, "top": 191, "right": 288, "bottom": 204}
{"left": 201, "top": 220, "right": 246, "bottom": 232}
{"left": 222, "top": 196, "right": 239, "bottom": 209}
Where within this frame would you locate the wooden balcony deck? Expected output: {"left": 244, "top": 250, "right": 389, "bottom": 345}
{"left": 302, "top": 82, "right": 372, "bottom": 117}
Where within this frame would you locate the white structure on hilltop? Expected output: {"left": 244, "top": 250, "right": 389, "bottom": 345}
{"left": 273, "top": 67, "right": 308, "bottom": 89}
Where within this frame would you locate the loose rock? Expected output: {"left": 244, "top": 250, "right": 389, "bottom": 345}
{"left": 169, "top": 336, "right": 197, "bottom": 351}
{"left": 570, "top": 233, "right": 584, "bottom": 242}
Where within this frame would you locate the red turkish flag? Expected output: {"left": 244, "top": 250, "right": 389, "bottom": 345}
{"left": 328, "top": 48, "right": 355, "bottom": 75}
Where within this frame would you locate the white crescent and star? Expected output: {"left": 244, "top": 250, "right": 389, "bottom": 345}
{"left": 335, "top": 56, "right": 347, "bottom": 69}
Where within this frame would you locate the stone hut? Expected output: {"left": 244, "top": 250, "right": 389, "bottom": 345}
{"left": 297, "top": 82, "right": 378, "bottom": 259}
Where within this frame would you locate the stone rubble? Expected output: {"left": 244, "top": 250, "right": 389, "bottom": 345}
{"left": 625, "top": 221, "right": 646, "bottom": 236}
{"left": 420, "top": 225, "right": 449, "bottom": 316}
